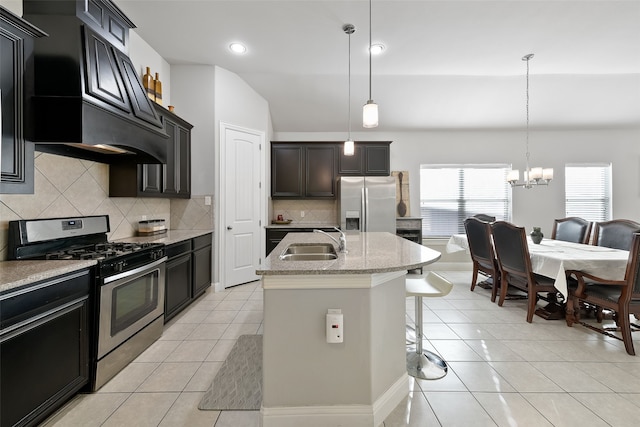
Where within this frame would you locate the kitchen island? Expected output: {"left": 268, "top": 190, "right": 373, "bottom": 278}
{"left": 256, "top": 231, "right": 441, "bottom": 427}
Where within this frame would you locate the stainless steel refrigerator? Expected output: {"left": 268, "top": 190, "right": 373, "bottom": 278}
{"left": 337, "top": 176, "right": 396, "bottom": 233}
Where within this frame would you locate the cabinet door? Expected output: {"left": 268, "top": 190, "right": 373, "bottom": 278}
{"left": 364, "top": 144, "right": 390, "bottom": 175}
{"left": 1, "top": 299, "right": 89, "bottom": 427}
{"left": 271, "top": 144, "right": 303, "bottom": 197}
{"left": 165, "top": 253, "right": 192, "bottom": 322}
{"left": 162, "top": 120, "right": 178, "bottom": 195}
{"left": 305, "top": 145, "right": 336, "bottom": 198}
{"left": 337, "top": 144, "right": 364, "bottom": 175}
{"left": 176, "top": 125, "right": 191, "bottom": 197}
{"left": 193, "top": 245, "right": 212, "bottom": 297}
{"left": 140, "top": 164, "right": 162, "bottom": 194}
{"left": 1, "top": 9, "right": 41, "bottom": 194}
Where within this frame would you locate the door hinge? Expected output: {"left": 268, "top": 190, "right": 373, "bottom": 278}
{"left": 259, "top": 181, "right": 262, "bottom": 189}
{"left": 259, "top": 258, "right": 262, "bottom": 265}
{"left": 259, "top": 143, "right": 262, "bottom": 150}
{"left": 259, "top": 219, "right": 262, "bottom": 226}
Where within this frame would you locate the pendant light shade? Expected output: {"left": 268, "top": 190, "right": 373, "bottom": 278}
{"left": 363, "top": 100, "right": 378, "bottom": 128}
{"left": 363, "top": 0, "right": 378, "bottom": 128}
{"left": 344, "top": 139, "right": 355, "bottom": 156}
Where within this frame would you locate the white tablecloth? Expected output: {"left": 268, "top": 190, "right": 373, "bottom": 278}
{"left": 446, "top": 234, "right": 629, "bottom": 297}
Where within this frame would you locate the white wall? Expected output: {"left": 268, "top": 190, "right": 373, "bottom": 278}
{"left": 274, "top": 128, "right": 640, "bottom": 237}
{"left": 170, "top": 65, "right": 216, "bottom": 197}
{"left": 129, "top": 31, "right": 171, "bottom": 106}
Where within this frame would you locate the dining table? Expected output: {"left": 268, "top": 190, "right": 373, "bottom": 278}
{"left": 446, "top": 234, "right": 630, "bottom": 298}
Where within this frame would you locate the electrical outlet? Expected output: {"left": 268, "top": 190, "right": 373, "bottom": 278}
{"left": 204, "top": 196, "right": 212, "bottom": 206}
{"left": 301, "top": 210, "right": 305, "bottom": 218}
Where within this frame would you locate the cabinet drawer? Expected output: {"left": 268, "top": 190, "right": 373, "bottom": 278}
{"left": 166, "top": 241, "right": 191, "bottom": 259}
{"left": 193, "top": 233, "right": 212, "bottom": 250}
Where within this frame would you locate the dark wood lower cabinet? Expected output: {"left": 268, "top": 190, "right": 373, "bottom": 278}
{"left": 164, "top": 233, "right": 212, "bottom": 322}
{"left": 0, "top": 269, "right": 90, "bottom": 427}
{"left": 165, "top": 242, "right": 193, "bottom": 321}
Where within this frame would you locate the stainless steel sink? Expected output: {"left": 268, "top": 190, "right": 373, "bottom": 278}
{"left": 280, "top": 253, "right": 338, "bottom": 261}
{"left": 279, "top": 243, "right": 337, "bottom": 261}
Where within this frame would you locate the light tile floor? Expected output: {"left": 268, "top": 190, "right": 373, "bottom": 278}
{"left": 41, "top": 271, "right": 640, "bottom": 426}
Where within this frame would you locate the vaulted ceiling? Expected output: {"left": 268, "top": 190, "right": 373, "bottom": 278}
{"left": 115, "top": 0, "right": 640, "bottom": 133}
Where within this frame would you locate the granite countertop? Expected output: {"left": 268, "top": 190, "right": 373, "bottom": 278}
{"left": 0, "top": 260, "right": 97, "bottom": 293}
{"left": 265, "top": 223, "right": 339, "bottom": 229}
{"left": 116, "top": 229, "right": 213, "bottom": 245}
{"left": 257, "top": 231, "right": 441, "bottom": 275}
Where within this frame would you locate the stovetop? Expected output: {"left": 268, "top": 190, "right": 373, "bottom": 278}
{"left": 44, "top": 242, "right": 163, "bottom": 261}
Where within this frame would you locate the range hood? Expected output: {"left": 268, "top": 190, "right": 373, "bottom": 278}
{"left": 23, "top": 0, "right": 168, "bottom": 164}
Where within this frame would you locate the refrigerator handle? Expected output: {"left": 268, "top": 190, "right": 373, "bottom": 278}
{"left": 363, "top": 187, "right": 369, "bottom": 232}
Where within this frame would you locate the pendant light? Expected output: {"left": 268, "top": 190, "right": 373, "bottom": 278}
{"left": 507, "top": 53, "right": 553, "bottom": 188}
{"left": 362, "top": 0, "right": 378, "bottom": 128}
{"left": 343, "top": 24, "right": 355, "bottom": 156}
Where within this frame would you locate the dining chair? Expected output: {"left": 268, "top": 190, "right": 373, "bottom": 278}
{"left": 473, "top": 214, "right": 496, "bottom": 222}
{"left": 464, "top": 217, "right": 499, "bottom": 302}
{"left": 592, "top": 219, "right": 640, "bottom": 251}
{"left": 551, "top": 217, "right": 592, "bottom": 244}
{"left": 566, "top": 233, "right": 640, "bottom": 355}
{"left": 491, "top": 221, "right": 557, "bottom": 323}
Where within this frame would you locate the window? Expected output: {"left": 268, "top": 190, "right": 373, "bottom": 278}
{"left": 565, "top": 163, "right": 612, "bottom": 222}
{"left": 420, "top": 164, "right": 512, "bottom": 237}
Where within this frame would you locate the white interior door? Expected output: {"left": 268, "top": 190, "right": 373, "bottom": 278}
{"left": 223, "top": 125, "right": 262, "bottom": 287}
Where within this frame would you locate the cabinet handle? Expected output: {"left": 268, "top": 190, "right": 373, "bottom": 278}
{"left": 227, "top": 226, "right": 233, "bottom": 230}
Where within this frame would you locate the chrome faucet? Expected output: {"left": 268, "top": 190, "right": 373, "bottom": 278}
{"left": 313, "top": 227, "right": 347, "bottom": 253}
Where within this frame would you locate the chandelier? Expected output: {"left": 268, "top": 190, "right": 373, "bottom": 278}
{"left": 507, "top": 53, "right": 553, "bottom": 188}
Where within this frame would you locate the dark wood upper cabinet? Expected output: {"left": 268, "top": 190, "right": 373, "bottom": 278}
{"left": 109, "top": 105, "right": 192, "bottom": 198}
{"left": 338, "top": 142, "right": 391, "bottom": 176}
{"left": 271, "top": 143, "right": 336, "bottom": 199}
{"left": 271, "top": 141, "right": 391, "bottom": 199}
{"left": 0, "top": 7, "right": 46, "bottom": 194}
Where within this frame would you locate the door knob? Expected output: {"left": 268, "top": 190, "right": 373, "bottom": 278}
{"left": 227, "top": 226, "right": 233, "bottom": 230}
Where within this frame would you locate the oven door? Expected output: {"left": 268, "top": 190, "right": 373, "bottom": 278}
{"left": 97, "top": 257, "right": 166, "bottom": 359}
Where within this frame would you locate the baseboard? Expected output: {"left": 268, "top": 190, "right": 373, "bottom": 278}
{"left": 213, "top": 281, "right": 225, "bottom": 292}
{"left": 423, "top": 261, "right": 472, "bottom": 271}
{"left": 261, "top": 374, "right": 409, "bottom": 427}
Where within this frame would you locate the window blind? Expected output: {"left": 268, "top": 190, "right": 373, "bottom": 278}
{"left": 565, "top": 163, "right": 612, "bottom": 222}
{"left": 420, "top": 164, "right": 512, "bottom": 237}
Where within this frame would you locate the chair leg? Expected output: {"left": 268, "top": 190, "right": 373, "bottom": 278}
{"left": 618, "top": 306, "right": 636, "bottom": 356}
{"left": 406, "top": 295, "right": 448, "bottom": 380}
{"left": 470, "top": 265, "right": 479, "bottom": 291}
{"left": 490, "top": 274, "right": 499, "bottom": 303}
{"left": 526, "top": 291, "right": 536, "bottom": 323}
{"left": 565, "top": 296, "right": 577, "bottom": 326}
{"left": 498, "top": 273, "right": 508, "bottom": 307}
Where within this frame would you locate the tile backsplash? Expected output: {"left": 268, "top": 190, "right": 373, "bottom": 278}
{"left": 272, "top": 199, "right": 337, "bottom": 225}
{"left": 0, "top": 152, "right": 212, "bottom": 261}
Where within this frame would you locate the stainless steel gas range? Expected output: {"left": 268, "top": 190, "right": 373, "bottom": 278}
{"left": 8, "top": 215, "right": 166, "bottom": 391}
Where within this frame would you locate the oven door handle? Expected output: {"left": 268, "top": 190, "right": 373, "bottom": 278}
{"left": 103, "top": 256, "right": 167, "bottom": 284}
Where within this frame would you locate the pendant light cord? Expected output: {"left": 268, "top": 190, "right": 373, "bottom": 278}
{"left": 348, "top": 29, "right": 352, "bottom": 140}
{"left": 368, "top": 0, "right": 372, "bottom": 101}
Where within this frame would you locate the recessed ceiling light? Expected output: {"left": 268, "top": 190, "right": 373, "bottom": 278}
{"left": 229, "top": 43, "right": 247, "bottom": 54}
{"left": 370, "top": 44, "right": 385, "bottom": 55}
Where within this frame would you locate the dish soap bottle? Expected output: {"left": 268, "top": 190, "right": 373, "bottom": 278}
{"left": 154, "top": 73, "right": 162, "bottom": 105}
{"left": 143, "top": 67, "right": 154, "bottom": 101}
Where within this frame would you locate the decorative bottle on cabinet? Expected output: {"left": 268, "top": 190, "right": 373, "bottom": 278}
{"left": 143, "top": 67, "right": 154, "bottom": 100}
{"left": 154, "top": 73, "right": 163, "bottom": 105}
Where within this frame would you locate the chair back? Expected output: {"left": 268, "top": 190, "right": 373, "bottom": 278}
{"left": 592, "top": 219, "right": 640, "bottom": 251}
{"left": 464, "top": 217, "right": 495, "bottom": 267}
{"left": 552, "top": 217, "right": 592, "bottom": 244}
{"left": 490, "top": 221, "right": 532, "bottom": 279}
{"left": 473, "top": 214, "right": 496, "bottom": 222}
{"left": 624, "top": 233, "right": 640, "bottom": 298}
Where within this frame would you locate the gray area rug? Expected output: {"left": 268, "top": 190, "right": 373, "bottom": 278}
{"left": 198, "top": 334, "right": 262, "bottom": 411}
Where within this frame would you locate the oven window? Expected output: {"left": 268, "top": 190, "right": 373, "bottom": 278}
{"left": 111, "top": 270, "right": 159, "bottom": 335}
